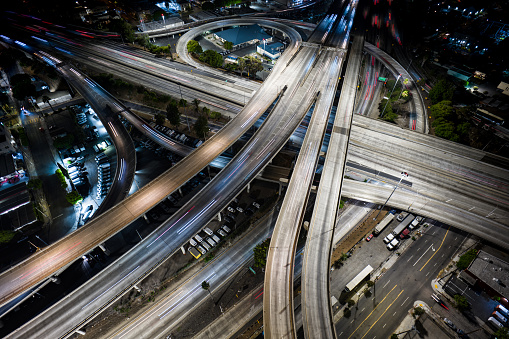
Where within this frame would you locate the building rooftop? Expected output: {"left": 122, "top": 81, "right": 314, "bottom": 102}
{"left": 259, "top": 42, "right": 283, "bottom": 53}
{"left": 0, "top": 154, "right": 15, "bottom": 177}
{"left": 215, "top": 24, "right": 271, "bottom": 46}
{"left": 468, "top": 250, "right": 509, "bottom": 299}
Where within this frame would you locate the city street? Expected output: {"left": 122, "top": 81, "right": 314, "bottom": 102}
{"left": 335, "top": 222, "right": 467, "bottom": 338}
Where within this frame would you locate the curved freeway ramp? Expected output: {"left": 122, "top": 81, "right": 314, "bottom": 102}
{"left": 1, "top": 21, "right": 307, "bottom": 338}
{"left": 55, "top": 64, "right": 137, "bottom": 216}
{"left": 176, "top": 18, "right": 301, "bottom": 75}
{"left": 364, "top": 42, "right": 427, "bottom": 133}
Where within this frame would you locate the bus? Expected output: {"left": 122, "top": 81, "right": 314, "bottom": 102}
{"left": 345, "top": 265, "right": 373, "bottom": 292}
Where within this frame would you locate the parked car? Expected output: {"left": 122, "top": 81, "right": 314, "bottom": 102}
{"left": 365, "top": 234, "right": 373, "bottom": 242}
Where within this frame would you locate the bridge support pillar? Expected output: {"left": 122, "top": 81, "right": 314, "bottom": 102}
{"left": 181, "top": 246, "right": 186, "bottom": 254}
{"left": 217, "top": 212, "right": 222, "bottom": 222}
{"left": 179, "top": 187, "right": 183, "bottom": 197}
{"left": 50, "top": 276, "right": 61, "bottom": 284}
{"left": 133, "top": 285, "right": 141, "bottom": 292}
{"left": 142, "top": 213, "right": 149, "bottom": 224}
{"left": 279, "top": 178, "right": 288, "bottom": 195}
{"left": 75, "top": 329, "right": 86, "bottom": 335}
{"left": 247, "top": 182, "right": 250, "bottom": 193}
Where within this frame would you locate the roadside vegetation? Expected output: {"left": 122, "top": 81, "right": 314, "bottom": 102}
{"left": 456, "top": 249, "right": 478, "bottom": 270}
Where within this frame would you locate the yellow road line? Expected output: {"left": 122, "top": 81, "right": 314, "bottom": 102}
{"left": 420, "top": 227, "right": 450, "bottom": 272}
{"left": 360, "top": 290, "right": 404, "bottom": 339}
{"left": 348, "top": 284, "right": 397, "bottom": 339}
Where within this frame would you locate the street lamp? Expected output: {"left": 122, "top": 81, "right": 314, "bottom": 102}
{"left": 373, "top": 171, "right": 409, "bottom": 220}
{"left": 380, "top": 74, "right": 401, "bottom": 118}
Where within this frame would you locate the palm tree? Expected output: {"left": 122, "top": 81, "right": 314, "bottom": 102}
{"left": 201, "top": 280, "right": 215, "bottom": 304}
{"left": 42, "top": 95, "right": 54, "bottom": 112}
{"left": 192, "top": 98, "right": 200, "bottom": 113}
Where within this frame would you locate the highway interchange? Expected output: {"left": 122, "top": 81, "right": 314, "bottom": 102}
{"left": 1, "top": 4, "right": 509, "bottom": 339}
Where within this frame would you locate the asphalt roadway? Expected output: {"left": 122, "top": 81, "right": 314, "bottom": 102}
{"left": 334, "top": 222, "right": 465, "bottom": 339}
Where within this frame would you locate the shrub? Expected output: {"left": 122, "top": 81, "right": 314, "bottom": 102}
{"left": 456, "top": 249, "right": 477, "bottom": 270}
{"left": 55, "top": 169, "right": 67, "bottom": 188}
{"left": 454, "top": 294, "right": 469, "bottom": 311}
{"left": 413, "top": 306, "right": 425, "bottom": 317}
{"left": 66, "top": 191, "right": 83, "bottom": 205}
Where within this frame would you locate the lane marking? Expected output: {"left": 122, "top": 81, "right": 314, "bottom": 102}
{"left": 420, "top": 227, "right": 450, "bottom": 271}
{"left": 382, "top": 280, "right": 390, "bottom": 289}
{"left": 401, "top": 297, "right": 409, "bottom": 307}
{"left": 360, "top": 290, "right": 404, "bottom": 339}
{"left": 348, "top": 285, "right": 398, "bottom": 339}
{"left": 413, "top": 244, "right": 434, "bottom": 267}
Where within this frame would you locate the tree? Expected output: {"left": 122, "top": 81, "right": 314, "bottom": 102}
{"left": 344, "top": 308, "right": 351, "bottom": 318}
{"left": 379, "top": 99, "right": 398, "bottom": 123}
{"left": 429, "top": 79, "right": 455, "bottom": 104}
{"left": 210, "top": 111, "right": 221, "bottom": 120}
{"left": 27, "top": 178, "right": 43, "bottom": 190}
{"left": 254, "top": 238, "right": 271, "bottom": 268}
{"left": 456, "top": 122, "right": 470, "bottom": 138}
{"left": 413, "top": 306, "right": 425, "bottom": 317}
{"left": 201, "top": 280, "right": 214, "bottom": 303}
{"left": 42, "top": 95, "right": 54, "bottom": 112}
{"left": 194, "top": 114, "right": 209, "bottom": 139}
{"left": 347, "top": 299, "right": 355, "bottom": 307}
{"left": 166, "top": 102, "right": 181, "bottom": 127}
{"left": 494, "top": 327, "right": 509, "bottom": 339}
{"left": 66, "top": 191, "right": 83, "bottom": 205}
{"left": 433, "top": 119, "right": 459, "bottom": 142}
{"left": 187, "top": 40, "right": 203, "bottom": 54}
{"left": 0, "top": 230, "right": 15, "bottom": 244}
{"left": 238, "top": 57, "right": 247, "bottom": 77}
{"left": 454, "top": 294, "right": 469, "bottom": 311}
{"left": 202, "top": 1, "right": 214, "bottom": 10}
{"left": 109, "top": 19, "right": 136, "bottom": 43}
{"left": 224, "top": 41, "right": 233, "bottom": 50}
{"left": 246, "top": 56, "right": 263, "bottom": 77}
{"left": 192, "top": 98, "right": 201, "bottom": 113}
{"left": 155, "top": 113, "right": 166, "bottom": 125}
{"left": 199, "top": 49, "right": 223, "bottom": 68}
{"left": 456, "top": 249, "right": 478, "bottom": 270}
{"left": 10, "top": 74, "right": 36, "bottom": 101}
{"left": 429, "top": 100, "right": 454, "bottom": 120}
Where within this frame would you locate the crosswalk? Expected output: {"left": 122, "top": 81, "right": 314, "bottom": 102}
{"left": 24, "top": 117, "right": 40, "bottom": 124}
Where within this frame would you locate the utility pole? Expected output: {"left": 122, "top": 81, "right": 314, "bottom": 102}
{"left": 373, "top": 171, "right": 408, "bottom": 220}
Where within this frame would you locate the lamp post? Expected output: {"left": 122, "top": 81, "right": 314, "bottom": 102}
{"left": 373, "top": 171, "right": 408, "bottom": 220}
{"left": 380, "top": 74, "right": 401, "bottom": 118}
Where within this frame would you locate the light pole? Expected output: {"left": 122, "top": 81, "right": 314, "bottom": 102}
{"left": 373, "top": 171, "right": 408, "bottom": 220}
{"left": 380, "top": 74, "right": 401, "bottom": 118}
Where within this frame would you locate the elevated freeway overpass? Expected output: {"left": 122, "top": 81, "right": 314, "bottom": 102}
{"left": 1, "top": 10, "right": 506, "bottom": 339}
